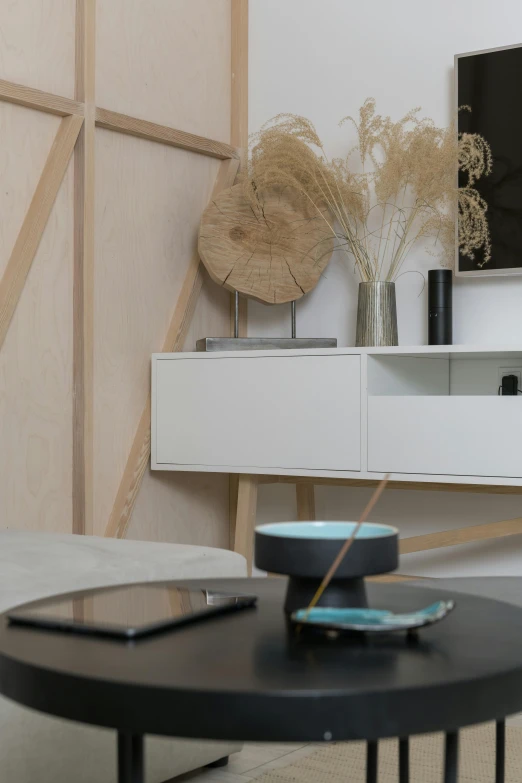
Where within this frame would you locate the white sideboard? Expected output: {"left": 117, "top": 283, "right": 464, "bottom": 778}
{"left": 151, "top": 345, "right": 522, "bottom": 488}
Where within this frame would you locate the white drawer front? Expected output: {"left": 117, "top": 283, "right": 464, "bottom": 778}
{"left": 368, "top": 396, "right": 522, "bottom": 478}
{"left": 155, "top": 354, "right": 361, "bottom": 472}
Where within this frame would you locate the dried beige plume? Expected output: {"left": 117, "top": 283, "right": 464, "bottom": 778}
{"left": 244, "top": 100, "right": 493, "bottom": 280}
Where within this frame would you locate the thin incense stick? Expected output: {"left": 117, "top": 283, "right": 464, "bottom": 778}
{"left": 304, "top": 474, "right": 391, "bottom": 617}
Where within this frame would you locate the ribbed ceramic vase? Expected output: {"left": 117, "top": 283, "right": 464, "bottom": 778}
{"left": 355, "top": 281, "right": 398, "bottom": 347}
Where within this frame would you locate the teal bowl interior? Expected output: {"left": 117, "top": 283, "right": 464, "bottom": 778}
{"left": 255, "top": 521, "right": 398, "bottom": 540}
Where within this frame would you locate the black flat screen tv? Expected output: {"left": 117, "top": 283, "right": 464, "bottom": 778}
{"left": 456, "top": 43, "right": 522, "bottom": 276}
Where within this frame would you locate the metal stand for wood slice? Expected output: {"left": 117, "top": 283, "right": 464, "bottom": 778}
{"left": 196, "top": 293, "right": 338, "bottom": 352}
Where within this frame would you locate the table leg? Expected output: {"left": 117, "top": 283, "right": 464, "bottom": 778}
{"left": 444, "top": 731, "right": 459, "bottom": 783}
{"left": 496, "top": 720, "right": 505, "bottom": 783}
{"left": 118, "top": 732, "right": 144, "bottom": 783}
{"left": 399, "top": 737, "right": 409, "bottom": 783}
{"left": 366, "top": 741, "right": 378, "bottom": 783}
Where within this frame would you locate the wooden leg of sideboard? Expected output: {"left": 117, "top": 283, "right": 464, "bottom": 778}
{"left": 234, "top": 475, "right": 259, "bottom": 574}
{"left": 296, "top": 483, "right": 316, "bottom": 521}
{"left": 229, "top": 475, "right": 239, "bottom": 550}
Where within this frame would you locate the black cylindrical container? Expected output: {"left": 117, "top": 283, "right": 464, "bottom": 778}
{"left": 428, "top": 269, "right": 452, "bottom": 345}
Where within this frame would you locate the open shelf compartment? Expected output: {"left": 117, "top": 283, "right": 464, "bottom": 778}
{"left": 367, "top": 351, "right": 522, "bottom": 478}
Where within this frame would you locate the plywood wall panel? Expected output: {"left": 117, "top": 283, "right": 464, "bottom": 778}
{"left": 93, "top": 128, "right": 223, "bottom": 537}
{"left": 0, "top": 159, "right": 74, "bottom": 533}
{"left": 0, "top": 0, "right": 75, "bottom": 97}
{"left": 0, "top": 1, "right": 236, "bottom": 545}
{"left": 96, "top": 0, "right": 231, "bottom": 143}
{"left": 128, "top": 471, "right": 229, "bottom": 548}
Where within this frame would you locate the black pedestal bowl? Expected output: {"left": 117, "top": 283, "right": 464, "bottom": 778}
{"left": 255, "top": 521, "right": 399, "bottom": 614}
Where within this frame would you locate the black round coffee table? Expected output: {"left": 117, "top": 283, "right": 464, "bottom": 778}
{"left": 1, "top": 578, "right": 522, "bottom": 783}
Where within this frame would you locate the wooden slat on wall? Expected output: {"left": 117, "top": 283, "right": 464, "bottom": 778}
{"left": 95, "top": 107, "right": 238, "bottom": 160}
{"left": 73, "top": 0, "right": 96, "bottom": 536}
{"left": 0, "top": 79, "right": 83, "bottom": 117}
{"left": 231, "top": 0, "right": 249, "bottom": 154}
{"left": 230, "top": 0, "right": 249, "bottom": 340}
{"left": 0, "top": 113, "right": 83, "bottom": 351}
{"left": 229, "top": 0, "right": 249, "bottom": 546}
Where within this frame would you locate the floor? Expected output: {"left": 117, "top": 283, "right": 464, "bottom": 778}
{"left": 177, "top": 743, "right": 319, "bottom": 783}
{"left": 178, "top": 714, "right": 522, "bottom": 783}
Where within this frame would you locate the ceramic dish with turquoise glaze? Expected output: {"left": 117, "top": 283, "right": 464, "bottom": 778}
{"left": 255, "top": 521, "right": 400, "bottom": 614}
{"left": 291, "top": 599, "right": 455, "bottom": 634}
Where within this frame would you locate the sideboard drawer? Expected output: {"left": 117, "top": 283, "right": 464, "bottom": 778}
{"left": 368, "top": 396, "right": 522, "bottom": 478}
{"left": 153, "top": 354, "right": 361, "bottom": 472}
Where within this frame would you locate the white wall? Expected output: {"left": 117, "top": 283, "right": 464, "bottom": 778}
{"left": 249, "top": 0, "right": 522, "bottom": 576}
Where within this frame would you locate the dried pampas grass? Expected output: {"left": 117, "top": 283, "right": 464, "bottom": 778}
{"left": 244, "top": 100, "right": 492, "bottom": 281}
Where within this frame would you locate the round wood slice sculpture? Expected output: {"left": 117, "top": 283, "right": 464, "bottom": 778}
{"left": 198, "top": 184, "right": 334, "bottom": 304}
